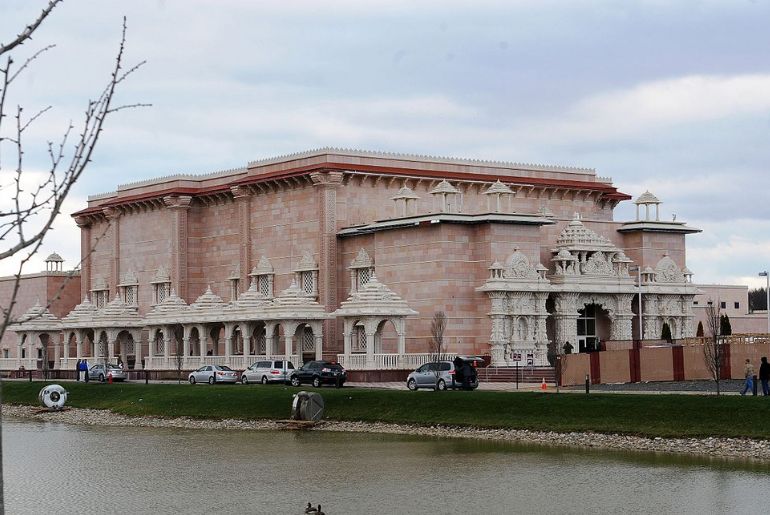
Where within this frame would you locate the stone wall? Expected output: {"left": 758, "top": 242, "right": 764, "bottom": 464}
{"left": 561, "top": 343, "right": 770, "bottom": 386}
{"left": 0, "top": 272, "right": 81, "bottom": 358}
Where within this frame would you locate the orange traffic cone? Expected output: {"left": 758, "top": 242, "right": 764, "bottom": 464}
{"left": 540, "top": 378, "right": 547, "bottom": 391}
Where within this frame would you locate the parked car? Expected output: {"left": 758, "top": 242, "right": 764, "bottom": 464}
{"left": 87, "top": 363, "right": 127, "bottom": 382}
{"left": 242, "top": 360, "right": 295, "bottom": 384}
{"left": 406, "top": 356, "right": 482, "bottom": 391}
{"left": 288, "top": 360, "right": 346, "bottom": 388}
{"left": 188, "top": 365, "right": 238, "bottom": 385}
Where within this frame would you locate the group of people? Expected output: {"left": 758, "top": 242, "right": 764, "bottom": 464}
{"left": 741, "top": 357, "right": 770, "bottom": 396}
{"left": 75, "top": 359, "right": 89, "bottom": 382}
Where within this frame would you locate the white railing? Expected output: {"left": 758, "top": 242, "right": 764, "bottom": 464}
{"left": 336, "top": 353, "right": 450, "bottom": 370}
{"left": 0, "top": 358, "right": 40, "bottom": 371}
{"left": 337, "top": 354, "right": 368, "bottom": 370}
{"left": 142, "top": 354, "right": 303, "bottom": 370}
{"left": 0, "top": 358, "right": 20, "bottom": 370}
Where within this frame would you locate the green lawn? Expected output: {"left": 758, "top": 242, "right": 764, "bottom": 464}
{"left": 3, "top": 381, "right": 769, "bottom": 439}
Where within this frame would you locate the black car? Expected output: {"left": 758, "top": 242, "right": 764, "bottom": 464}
{"left": 289, "top": 360, "right": 346, "bottom": 388}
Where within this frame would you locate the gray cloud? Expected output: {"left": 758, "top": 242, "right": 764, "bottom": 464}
{"left": 1, "top": 0, "right": 769, "bottom": 284}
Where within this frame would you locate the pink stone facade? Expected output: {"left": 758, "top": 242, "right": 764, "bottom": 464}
{"left": 0, "top": 271, "right": 81, "bottom": 361}
{"left": 7, "top": 149, "right": 710, "bottom": 370}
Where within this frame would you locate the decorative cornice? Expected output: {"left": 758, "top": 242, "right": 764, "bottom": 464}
{"left": 309, "top": 170, "right": 345, "bottom": 186}
{"left": 163, "top": 195, "right": 193, "bottom": 209}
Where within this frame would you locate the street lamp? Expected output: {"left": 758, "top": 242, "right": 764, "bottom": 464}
{"left": 760, "top": 271, "right": 770, "bottom": 333}
{"left": 630, "top": 265, "right": 643, "bottom": 341}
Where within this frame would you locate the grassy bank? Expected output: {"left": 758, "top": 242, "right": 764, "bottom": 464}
{"left": 4, "top": 381, "right": 770, "bottom": 439}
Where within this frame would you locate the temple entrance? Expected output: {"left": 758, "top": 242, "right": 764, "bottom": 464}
{"left": 577, "top": 304, "right": 609, "bottom": 352}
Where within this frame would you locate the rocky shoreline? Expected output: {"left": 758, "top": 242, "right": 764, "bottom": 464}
{"left": 4, "top": 404, "right": 770, "bottom": 462}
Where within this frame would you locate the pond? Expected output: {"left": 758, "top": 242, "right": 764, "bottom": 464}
{"left": 4, "top": 418, "right": 770, "bottom": 514}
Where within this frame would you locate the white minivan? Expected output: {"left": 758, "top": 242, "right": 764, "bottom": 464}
{"left": 241, "top": 360, "right": 295, "bottom": 384}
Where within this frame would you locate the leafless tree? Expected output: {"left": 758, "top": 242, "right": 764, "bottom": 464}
{"left": 429, "top": 311, "right": 447, "bottom": 389}
{"left": 174, "top": 326, "right": 184, "bottom": 384}
{"left": 703, "top": 302, "right": 724, "bottom": 395}
{"left": 0, "top": 2, "right": 145, "bottom": 507}
{"left": 0, "top": 3, "right": 146, "bottom": 344}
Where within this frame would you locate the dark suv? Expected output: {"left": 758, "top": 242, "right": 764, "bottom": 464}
{"left": 289, "top": 360, "right": 346, "bottom": 388}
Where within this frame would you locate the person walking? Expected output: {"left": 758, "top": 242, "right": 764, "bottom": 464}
{"left": 82, "top": 358, "right": 90, "bottom": 383}
{"left": 759, "top": 357, "right": 770, "bottom": 396}
{"left": 75, "top": 359, "right": 81, "bottom": 381}
{"left": 740, "top": 358, "right": 754, "bottom": 395}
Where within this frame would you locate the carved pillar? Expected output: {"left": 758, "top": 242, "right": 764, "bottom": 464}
{"left": 242, "top": 333, "right": 252, "bottom": 357}
{"left": 310, "top": 171, "right": 344, "bottom": 353}
{"left": 554, "top": 292, "right": 580, "bottom": 350}
{"left": 162, "top": 331, "right": 171, "bottom": 369}
{"left": 232, "top": 186, "right": 252, "bottom": 288}
{"left": 102, "top": 207, "right": 121, "bottom": 297}
{"left": 265, "top": 323, "right": 275, "bottom": 357}
{"left": 488, "top": 291, "right": 508, "bottom": 366}
{"left": 62, "top": 333, "right": 69, "bottom": 361}
{"left": 365, "top": 331, "right": 376, "bottom": 368}
{"left": 314, "top": 334, "right": 323, "bottom": 360}
{"left": 108, "top": 334, "right": 116, "bottom": 362}
{"left": 75, "top": 216, "right": 92, "bottom": 300}
{"left": 343, "top": 320, "right": 352, "bottom": 355}
{"left": 284, "top": 335, "right": 293, "bottom": 362}
{"left": 76, "top": 332, "right": 84, "bottom": 359}
{"left": 643, "top": 294, "right": 660, "bottom": 340}
{"left": 164, "top": 195, "right": 193, "bottom": 301}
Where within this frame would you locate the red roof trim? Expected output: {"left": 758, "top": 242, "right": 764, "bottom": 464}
{"left": 72, "top": 161, "right": 630, "bottom": 217}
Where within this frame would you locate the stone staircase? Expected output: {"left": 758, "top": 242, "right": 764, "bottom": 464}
{"left": 479, "top": 366, "right": 556, "bottom": 384}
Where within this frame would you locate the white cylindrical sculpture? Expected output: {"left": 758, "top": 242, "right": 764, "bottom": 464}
{"left": 39, "top": 384, "right": 68, "bottom": 410}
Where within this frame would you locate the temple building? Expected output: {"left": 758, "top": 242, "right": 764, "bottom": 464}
{"left": 5, "top": 148, "right": 703, "bottom": 372}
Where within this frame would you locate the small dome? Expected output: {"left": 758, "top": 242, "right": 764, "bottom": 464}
{"left": 483, "top": 180, "right": 513, "bottom": 195}
{"left": 45, "top": 252, "right": 63, "bottom": 262}
{"left": 430, "top": 180, "right": 459, "bottom": 195}
{"left": 634, "top": 190, "right": 661, "bottom": 205}
{"left": 391, "top": 186, "right": 420, "bottom": 200}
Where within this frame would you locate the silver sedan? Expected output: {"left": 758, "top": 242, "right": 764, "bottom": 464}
{"left": 188, "top": 365, "right": 238, "bottom": 385}
{"left": 87, "top": 364, "right": 127, "bottom": 382}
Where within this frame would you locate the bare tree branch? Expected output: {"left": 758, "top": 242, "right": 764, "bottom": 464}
{"left": 703, "top": 302, "right": 723, "bottom": 395}
{"left": 0, "top": 0, "right": 61, "bottom": 56}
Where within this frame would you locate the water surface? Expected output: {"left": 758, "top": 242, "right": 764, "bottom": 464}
{"left": 4, "top": 418, "right": 770, "bottom": 514}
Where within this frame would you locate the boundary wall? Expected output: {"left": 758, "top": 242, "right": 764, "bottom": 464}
{"left": 561, "top": 343, "right": 770, "bottom": 386}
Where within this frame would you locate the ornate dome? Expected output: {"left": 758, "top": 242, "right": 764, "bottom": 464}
{"left": 190, "top": 285, "right": 225, "bottom": 310}
{"left": 555, "top": 216, "right": 614, "bottom": 249}
{"left": 634, "top": 190, "right": 661, "bottom": 205}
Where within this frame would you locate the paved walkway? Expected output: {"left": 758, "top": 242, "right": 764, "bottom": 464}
{"left": 5, "top": 377, "right": 758, "bottom": 395}
{"left": 346, "top": 380, "right": 753, "bottom": 395}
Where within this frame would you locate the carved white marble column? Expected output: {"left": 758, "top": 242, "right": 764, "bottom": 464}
{"left": 108, "top": 336, "right": 116, "bottom": 362}
{"left": 365, "top": 331, "right": 375, "bottom": 368}
{"left": 611, "top": 316, "right": 634, "bottom": 341}
{"left": 314, "top": 334, "right": 323, "bottom": 360}
{"left": 284, "top": 335, "right": 293, "bottom": 362}
{"left": 487, "top": 292, "right": 508, "bottom": 366}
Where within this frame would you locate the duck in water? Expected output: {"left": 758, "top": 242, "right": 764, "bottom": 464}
{"left": 304, "top": 503, "right": 317, "bottom": 514}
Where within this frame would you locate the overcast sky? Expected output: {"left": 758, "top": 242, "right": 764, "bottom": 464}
{"left": 1, "top": 0, "right": 769, "bottom": 288}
